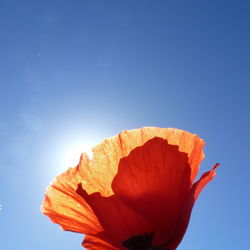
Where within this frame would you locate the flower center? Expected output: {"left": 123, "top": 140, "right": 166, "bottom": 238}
{"left": 122, "top": 232, "right": 169, "bottom": 250}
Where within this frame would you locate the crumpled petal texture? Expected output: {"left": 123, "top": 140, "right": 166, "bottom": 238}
{"left": 41, "top": 127, "right": 218, "bottom": 250}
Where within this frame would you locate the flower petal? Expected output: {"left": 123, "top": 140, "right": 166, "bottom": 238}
{"left": 76, "top": 183, "right": 152, "bottom": 248}
{"left": 90, "top": 127, "right": 205, "bottom": 196}
{"left": 167, "top": 163, "right": 219, "bottom": 249}
{"left": 82, "top": 235, "right": 118, "bottom": 250}
{"left": 41, "top": 153, "right": 102, "bottom": 235}
{"left": 111, "top": 137, "right": 192, "bottom": 245}
{"left": 41, "top": 127, "right": 206, "bottom": 248}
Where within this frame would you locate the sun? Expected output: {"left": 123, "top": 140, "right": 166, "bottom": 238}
{"left": 56, "top": 137, "right": 96, "bottom": 174}
{"left": 63, "top": 143, "right": 93, "bottom": 167}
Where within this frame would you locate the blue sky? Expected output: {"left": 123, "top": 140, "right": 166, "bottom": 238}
{"left": 0, "top": 0, "right": 249, "bottom": 249}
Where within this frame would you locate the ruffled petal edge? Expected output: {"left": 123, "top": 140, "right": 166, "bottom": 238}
{"left": 167, "top": 163, "right": 219, "bottom": 249}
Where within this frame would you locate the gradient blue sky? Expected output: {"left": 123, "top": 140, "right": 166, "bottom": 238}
{"left": 0, "top": 1, "right": 249, "bottom": 249}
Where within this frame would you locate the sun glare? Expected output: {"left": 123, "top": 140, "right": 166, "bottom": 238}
{"left": 57, "top": 140, "right": 95, "bottom": 173}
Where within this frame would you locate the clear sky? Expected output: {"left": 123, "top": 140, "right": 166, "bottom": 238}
{"left": 0, "top": 0, "right": 249, "bottom": 249}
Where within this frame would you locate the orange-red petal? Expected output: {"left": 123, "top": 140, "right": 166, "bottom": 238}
{"left": 82, "top": 235, "right": 118, "bottom": 250}
{"left": 89, "top": 127, "right": 205, "bottom": 196}
{"left": 41, "top": 127, "right": 211, "bottom": 249}
{"left": 167, "top": 163, "right": 219, "bottom": 249}
{"left": 41, "top": 153, "right": 102, "bottom": 235}
{"left": 76, "top": 183, "right": 152, "bottom": 248}
{"left": 111, "top": 137, "right": 192, "bottom": 245}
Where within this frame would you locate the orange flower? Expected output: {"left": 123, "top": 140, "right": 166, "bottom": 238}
{"left": 41, "top": 127, "right": 219, "bottom": 250}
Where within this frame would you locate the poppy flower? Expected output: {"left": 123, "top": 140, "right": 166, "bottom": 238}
{"left": 41, "top": 127, "right": 219, "bottom": 250}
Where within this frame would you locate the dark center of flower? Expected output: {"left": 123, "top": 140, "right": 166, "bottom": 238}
{"left": 122, "top": 232, "right": 169, "bottom": 250}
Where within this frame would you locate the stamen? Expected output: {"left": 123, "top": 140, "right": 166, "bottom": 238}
{"left": 122, "top": 232, "right": 169, "bottom": 250}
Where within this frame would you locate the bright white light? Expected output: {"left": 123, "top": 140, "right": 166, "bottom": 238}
{"left": 57, "top": 139, "right": 95, "bottom": 173}
{"left": 64, "top": 143, "right": 93, "bottom": 167}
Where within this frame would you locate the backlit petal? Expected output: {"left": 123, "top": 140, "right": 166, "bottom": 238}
{"left": 41, "top": 153, "right": 102, "bottom": 235}
{"left": 82, "top": 235, "right": 118, "bottom": 250}
{"left": 76, "top": 183, "right": 152, "bottom": 248}
{"left": 167, "top": 163, "right": 219, "bottom": 249}
{"left": 89, "top": 127, "right": 205, "bottom": 196}
{"left": 41, "top": 127, "right": 215, "bottom": 249}
{"left": 111, "top": 137, "right": 192, "bottom": 245}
